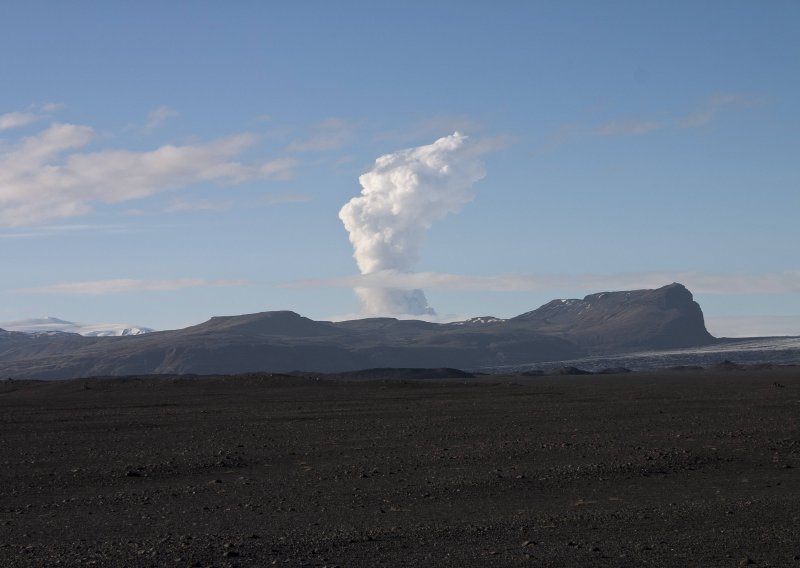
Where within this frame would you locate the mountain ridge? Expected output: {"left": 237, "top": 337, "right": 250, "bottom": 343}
{"left": 0, "top": 283, "right": 715, "bottom": 379}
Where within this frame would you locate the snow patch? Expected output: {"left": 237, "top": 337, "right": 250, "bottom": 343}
{"left": 0, "top": 317, "right": 154, "bottom": 337}
{"left": 449, "top": 316, "right": 505, "bottom": 326}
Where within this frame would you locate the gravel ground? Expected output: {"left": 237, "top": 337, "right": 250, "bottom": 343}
{"left": 1, "top": 368, "right": 799, "bottom": 567}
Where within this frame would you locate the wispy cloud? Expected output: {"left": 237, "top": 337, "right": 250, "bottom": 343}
{"left": 0, "top": 121, "right": 297, "bottom": 227}
{"left": 0, "top": 111, "right": 40, "bottom": 131}
{"left": 0, "top": 223, "right": 131, "bottom": 239}
{"left": 705, "top": 315, "right": 800, "bottom": 338}
{"left": 162, "top": 198, "right": 232, "bottom": 213}
{"left": 286, "top": 269, "right": 800, "bottom": 295}
{"left": 678, "top": 92, "right": 764, "bottom": 129}
{"left": 540, "top": 116, "right": 666, "bottom": 150}
{"left": 40, "top": 102, "right": 64, "bottom": 113}
{"left": 257, "top": 157, "right": 297, "bottom": 180}
{"left": 0, "top": 103, "right": 62, "bottom": 131}
{"left": 17, "top": 278, "right": 251, "bottom": 295}
{"left": 678, "top": 110, "right": 714, "bottom": 128}
{"left": 142, "top": 105, "right": 177, "bottom": 133}
{"left": 593, "top": 119, "right": 664, "bottom": 136}
{"left": 287, "top": 117, "right": 356, "bottom": 152}
{"left": 375, "top": 115, "right": 484, "bottom": 144}
{"left": 541, "top": 91, "right": 763, "bottom": 149}
{"left": 708, "top": 93, "right": 763, "bottom": 107}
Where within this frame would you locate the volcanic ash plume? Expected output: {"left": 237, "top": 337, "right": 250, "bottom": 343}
{"left": 339, "top": 132, "right": 485, "bottom": 316}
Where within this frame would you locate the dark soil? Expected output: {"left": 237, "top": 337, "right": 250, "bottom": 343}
{"left": 1, "top": 368, "right": 799, "bottom": 567}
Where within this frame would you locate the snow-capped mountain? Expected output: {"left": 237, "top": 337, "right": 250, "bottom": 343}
{"left": 0, "top": 317, "right": 154, "bottom": 337}
{"left": 0, "top": 284, "right": 725, "bottom": 379}
{"left": 448, "top": 316, "right": 506, "bottom": 326}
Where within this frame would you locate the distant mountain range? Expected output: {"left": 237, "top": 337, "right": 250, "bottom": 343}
{"left": 0, "top": 283, "right": 715, "bottom": 379}
{"left": 0, "top": 317, "right": 153, "bottom": 337}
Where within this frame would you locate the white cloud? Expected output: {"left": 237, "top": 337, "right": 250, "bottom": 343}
{"left": 287, "top": 117, "right": 355, "bottom": 152}
{"left": 0, "top": 122, "right": 297, "bottom": 227}
{"left": 142, "top": 105, "right": 177, "bottom": 133}
{"left": 0, "top": 103, "right": 63, "bottom": 131}
{"left": 16, "top": 278, "right": 250, "bottom": 295}
{"left": 0, "top": 112, "right": 39, "bottom": 131}
{"left": 339, "top": 132, "right": 487, "bottom": 316}
{"left": 339, "top": 133, "right": 487, "bottom": 276}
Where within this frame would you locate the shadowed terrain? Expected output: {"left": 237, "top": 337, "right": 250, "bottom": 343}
{"left": 1, "top": 367, "right": 798, "bottom": 567}
{"left": 0, "top": 284, "right": 716, "bottom": 379}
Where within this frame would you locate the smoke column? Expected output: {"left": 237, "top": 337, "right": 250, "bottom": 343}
{"left": 339, "top": 132, "right": 485, "bottom": 316}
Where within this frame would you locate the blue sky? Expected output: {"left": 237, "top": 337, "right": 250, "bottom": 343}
{"left": 1, "top": 1, "right": 798, "bottom": 336}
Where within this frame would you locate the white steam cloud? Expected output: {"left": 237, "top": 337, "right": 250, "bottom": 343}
{"left": 339, "top": 132, "right": 485, "bottom": 316}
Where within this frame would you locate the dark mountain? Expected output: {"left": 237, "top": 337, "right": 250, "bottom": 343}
{"left": 0, "top": 283, "right": 715, "bottom": 379}
{"left": 184, "top": 311, "right": 344, "bottom": 338}
{"left": 509, "top": 283, "right": 714, "bottom": 350}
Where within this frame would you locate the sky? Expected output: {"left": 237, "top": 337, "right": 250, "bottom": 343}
{"left": 1, "top": 1, "right": 798, "bottom": 337}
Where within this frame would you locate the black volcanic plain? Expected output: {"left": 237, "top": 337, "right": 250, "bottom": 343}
{"left": 0, "top": 283, "right": 714, "bottom": 379}
{"left": 1, "top": 367, "right": 798, "bottom": 567}
{"left": 1, "top": 284, "right": 799, "bottom": 566}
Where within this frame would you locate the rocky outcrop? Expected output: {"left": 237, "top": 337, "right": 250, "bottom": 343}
{"left": 510, "top": 283, "right": 714, "bottom": 352}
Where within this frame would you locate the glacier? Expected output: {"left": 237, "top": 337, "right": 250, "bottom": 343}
{"left": 0, "top": 317, "right": 153, "bottom": 337}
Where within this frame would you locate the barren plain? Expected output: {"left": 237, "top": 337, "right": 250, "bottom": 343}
{"left": 1, "top": 367, "right": 799, "bottom": 567}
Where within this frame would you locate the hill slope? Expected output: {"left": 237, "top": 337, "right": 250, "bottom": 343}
{"left": 0, "top": 283, "right": 715, "bottom": 379}
{"left": 510, "top": 283, "right": 713, "bottom": 351}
